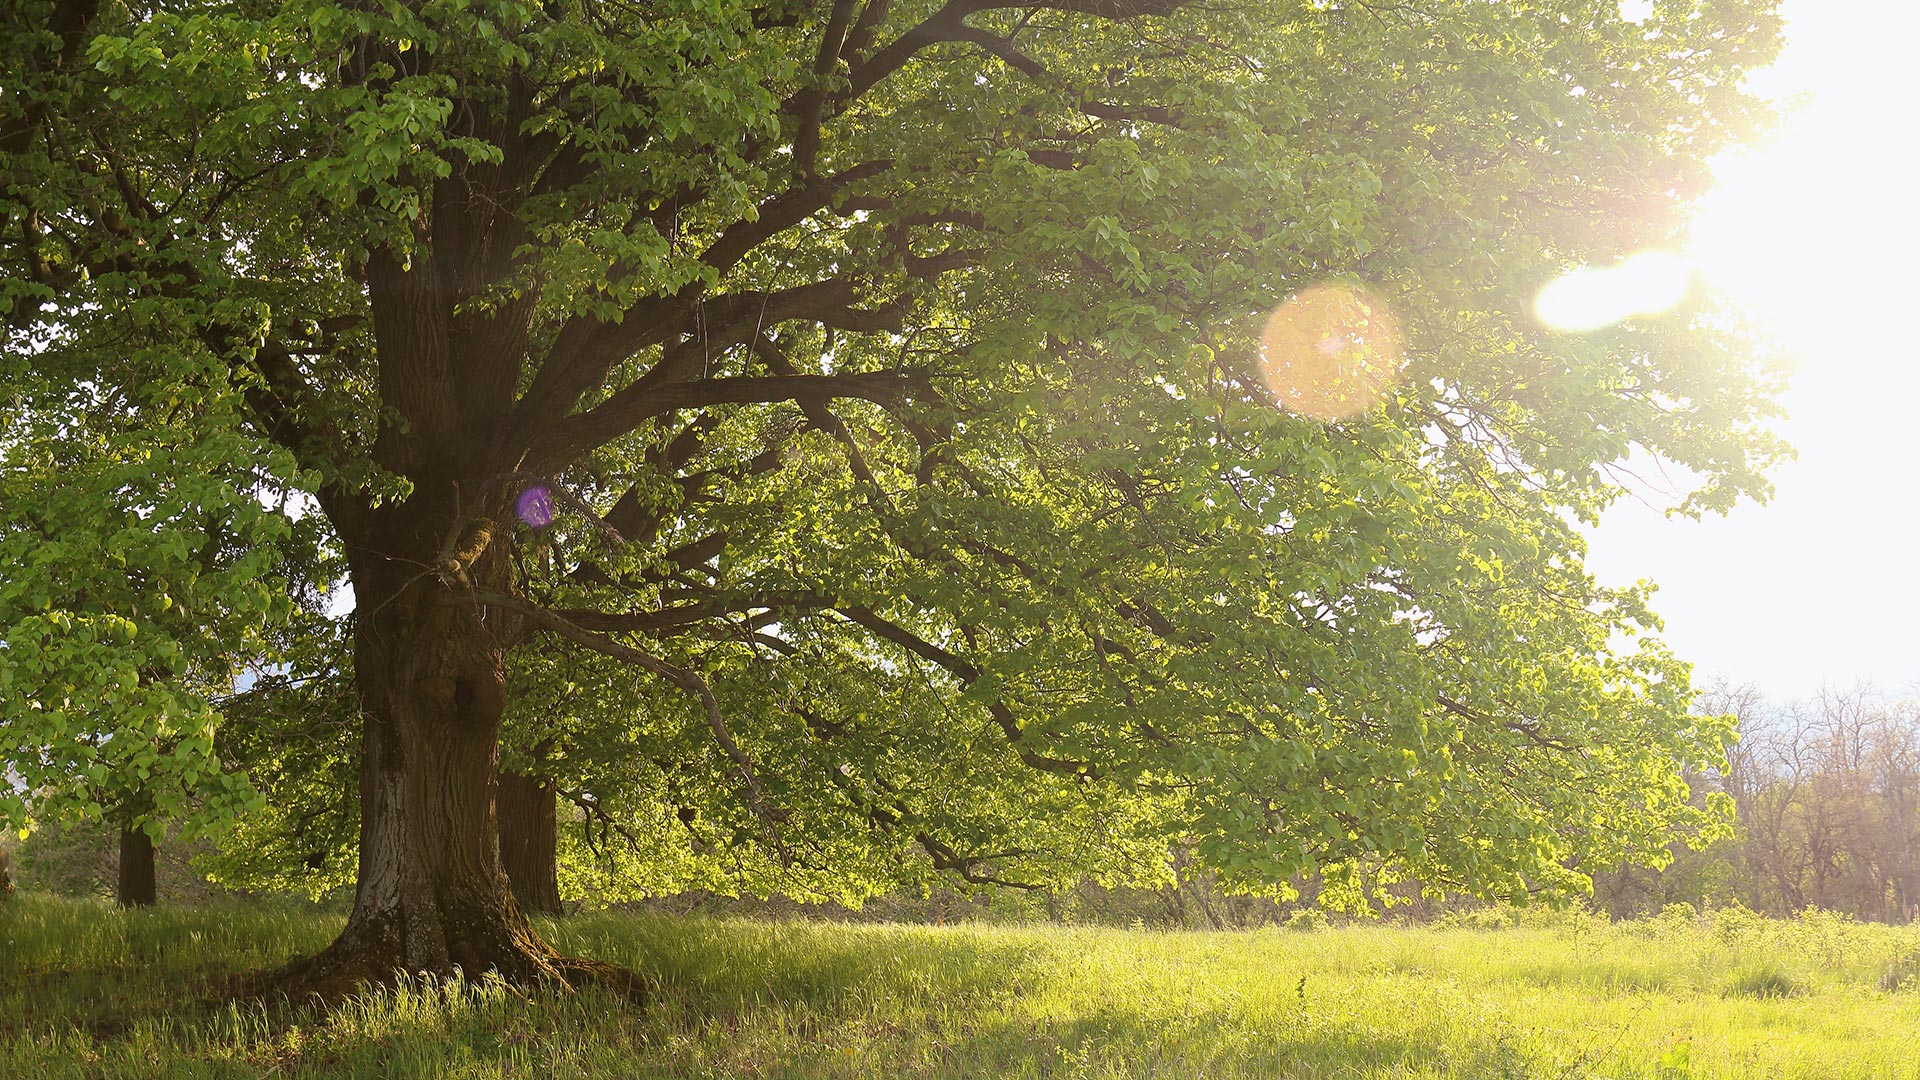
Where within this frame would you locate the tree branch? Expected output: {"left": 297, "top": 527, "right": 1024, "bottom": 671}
{"left": 1438, "top": 694, "right": 1576, "bottom": 753}
{"left": 458, "top": 590, "right": 791, "bottom": 852}
{"left": 835, "top": 605, "right": 1097, "bottom": 778}
{"left": 950, "top": 25, "right": 1050, "bottom": 79}
{"left": 845, "top": 0, "right": 1189, "bottom": 103}
{"left": 915, "top": 831, "right": 1045, "bottom": 889}
{"left": 792, "top": 0, "right": 864, "bottom": 177}
{"left": 700, "top": 160, "right": 892, "bottom": 277}
{"left": 553, "top": 590, "right": 832, "bottom": 636}
{"left": 1080, "top": 100, "right": 1184, "bottom": 128}
{"left": 529, "top": 369, "right": 931, "bottom": 469}
{"left": 754, "top": 335, "right": 896, "bottom": 512}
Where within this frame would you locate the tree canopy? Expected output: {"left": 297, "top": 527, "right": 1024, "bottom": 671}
{"left": 1, "top": 0, "right": 1784, "bottom": 988}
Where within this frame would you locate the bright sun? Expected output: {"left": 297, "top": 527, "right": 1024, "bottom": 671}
{"left": 1574, "top": 0, "right": 1920, "bottom": 697}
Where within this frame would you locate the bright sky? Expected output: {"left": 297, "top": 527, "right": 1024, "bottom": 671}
{"left": 1580, "top": 0, "right": 1920, "bottom": 701}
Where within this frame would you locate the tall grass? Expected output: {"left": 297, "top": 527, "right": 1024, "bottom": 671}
{"left": 6, "top": 893, "right": 1920, "bottom": 1078}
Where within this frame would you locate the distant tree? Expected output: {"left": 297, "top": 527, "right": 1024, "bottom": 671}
{"left": 3, "top": 0, "right": 1785, "bottom": 992}
{"left": 1615, "top": 685, "right": 1920, "bottom": 923}
{"left": 115, "top": 819, "right": 156, "bottom": 908}
{"left": 1777, "top": 690, "right": 1920, "bottom": 920}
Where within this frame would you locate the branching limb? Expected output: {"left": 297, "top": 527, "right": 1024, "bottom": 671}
{"left": 792, "top": 0, "right": 864, "bottom": 176}
{"left": 915, "top": 831, "right": 1045, "bottom": 889}
{"left": 842, "top": 0, "right": 893, "bottom": 60}
{"left": 530, "top": 369, "right": 931, "bottom": 469}
{"left": 753, "top": 336, "right": 896, "bottom": 513}
{"left": 835, "top": 605, "right": 1097, "bottom": 779}
{"left": 558, "top": 787, "right": 653, "bottom": 859}
{"left": 508, "top": 294, "right": 683, "bottom": 445}
{"left": 845, "top": 0, "right": 1189, "bottom": 103}
{"left": 458, "top": 590, "right": 791, "bottom": 856}
{"left": 554, "top": 590, "right": 833, "bottom": 635}
{"left": 1437, "top": 694, "right": 1576, "bottom": 753}
{"left": 950, "top": 25, "right": 1050, "bottom": 79}
{"left": 702, "top": 160, "right": 892, "bottom": 275}
{"left": 1080, "top": 100, "right": 1184, "bottom": 128}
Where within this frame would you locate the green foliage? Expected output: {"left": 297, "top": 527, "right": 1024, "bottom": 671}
{"left": 1707, "top": 899, "right": 1768, "bottom": 943}
{"left": 1878, "top": 946, "right": 1920, "bottom": 993}
{"left": 1437, "top": 904, "right": 1520, "bottom": 932}
{"left": 0, "top": 347, "right": 330, "bottom": 845}
{"left": 1284, "top": 906, "right": 1328, "bottom": 932}
{"left": 3, "top": 0, "right": 1788, "bottom": 908}
{"left": 1657, "top": 1041, "right": 1696, "bottom": 1080}
{"left": 8, "top": 896, "right": 1920, "bottom": 1077}
{"left": 6, "top": 815, "right": 117, "bottom": 901}
{"left": 196, "top": 648, "right": 360, "bottom": 901}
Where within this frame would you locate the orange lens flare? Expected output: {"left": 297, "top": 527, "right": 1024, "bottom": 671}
{"left": 1258, "top": 283, "right": 1405, "bottom": 421}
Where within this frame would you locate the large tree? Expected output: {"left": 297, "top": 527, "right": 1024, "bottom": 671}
{"left": 2, "top": 0, "right": 1784, "bottom": 991}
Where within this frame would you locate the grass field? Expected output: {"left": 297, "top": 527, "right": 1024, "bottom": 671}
{"left": 6, "top": 894, "right": 1920, "bottom": 1078}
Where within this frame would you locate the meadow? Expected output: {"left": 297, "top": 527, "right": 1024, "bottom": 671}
{"left": 5, "top": 895, "right": 1920, "bottom": 1079}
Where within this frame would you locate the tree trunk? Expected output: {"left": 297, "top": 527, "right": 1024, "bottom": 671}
{"left": 498, "top": 769, "right": 563, "bottom": 916}
{"left": 117, "top": 822, "right": 156, "bottom": 908}
{"left": 273, "top": 506, "right": 631, "bottom": 999}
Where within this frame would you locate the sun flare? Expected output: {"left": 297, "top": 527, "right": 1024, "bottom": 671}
{"left": 1534, "top": 251, "right": 1696, "bottom": 333}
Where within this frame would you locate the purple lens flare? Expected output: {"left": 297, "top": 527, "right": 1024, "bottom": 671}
{"left": 515, "top": 485, "right": 555, "bottom": 528}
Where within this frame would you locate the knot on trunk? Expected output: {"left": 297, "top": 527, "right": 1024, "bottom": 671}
{"left": 436, "top": 517, "right": 497, "bottom": 587}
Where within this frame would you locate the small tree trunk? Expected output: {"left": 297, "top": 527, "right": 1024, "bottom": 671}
{"left": 117, "top": 823, "right": 157, "bottom": 908}
{"left": 498, "top": 769, "right": 563, "bottom": 916}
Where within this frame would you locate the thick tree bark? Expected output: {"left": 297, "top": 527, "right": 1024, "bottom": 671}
{"left": 116, "top": 823, "right": 156, "bottom": 908}
{"left": 273, "top": 497, "right": 633, "bottom": 999}
{"left": 498, "top": 769, "right": 563, "bottom": 916}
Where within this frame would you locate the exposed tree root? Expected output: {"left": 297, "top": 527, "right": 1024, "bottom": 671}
{"left": 547, "top": 955, "right": 649, "bottom": 1001}
{"left": 237, "top": 943, "right": 647, "bottom": 1009}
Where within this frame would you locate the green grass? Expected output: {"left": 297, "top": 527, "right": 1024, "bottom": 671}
{"left": 7, "top": 894, "right": 1920, "bottom": 1078}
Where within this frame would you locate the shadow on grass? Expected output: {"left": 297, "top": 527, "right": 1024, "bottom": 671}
{"left": 3, "top": 904, "right": 1541, "bottom": 1079}
{"left": 1, "top": 964, "right": 234, "bottom": 1041}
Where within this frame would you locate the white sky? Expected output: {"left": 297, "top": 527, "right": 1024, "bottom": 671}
{"left": 1582, "top": 0, "right": 1920, "bottom": 701}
